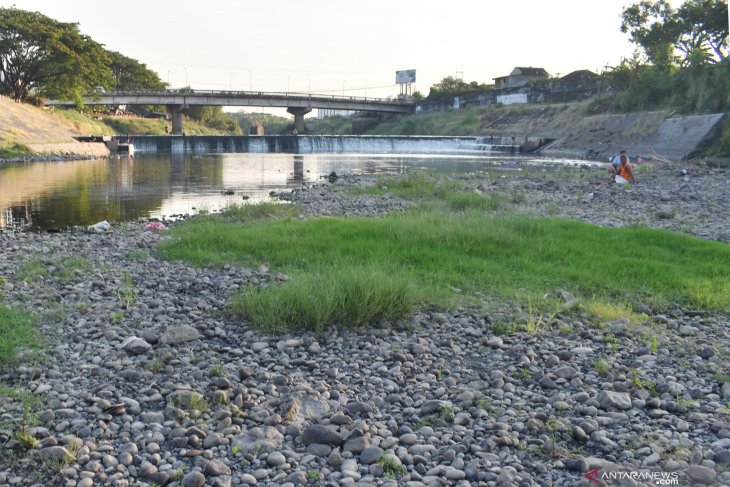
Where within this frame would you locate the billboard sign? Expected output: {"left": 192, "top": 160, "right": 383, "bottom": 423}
{"left": 396, "top": 69, "right": 416, "bottom": 84}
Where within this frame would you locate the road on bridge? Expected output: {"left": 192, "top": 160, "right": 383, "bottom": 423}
{"left": 47, "top": 89, "right": 415, "bottom": 134}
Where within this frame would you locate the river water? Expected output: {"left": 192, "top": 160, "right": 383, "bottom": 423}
{"left": 0, "top": 152, "right": 592, "bottom": 231}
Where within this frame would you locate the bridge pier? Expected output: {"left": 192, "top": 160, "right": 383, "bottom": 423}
{"left": 169, "top": 105, "right": 187, "bottom": 135}
{"left": 287, "top": 106, "right": 312, "bottom": 133}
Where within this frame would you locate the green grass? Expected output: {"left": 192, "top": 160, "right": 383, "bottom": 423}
{"left": 219, "top": 202, "right": 300, "bottom": 222}
{"left": 0, "top": 305, "right": 41, "bottom": 366}
{"left": 51, "top": 108, "right": 240, "bottom": 136}
{"left": 310, "top": 115, "right": 353, "bottom": 135}
{"left": 583, "top": 299, "right": 646, "bottom": 325}
{"left": 0, "top": 142, "right": 32, "bottom": 158}
{"left": 50, "top": 108, "right": 114, "bottom": 135}
{"left": 366, "top": 106, "right": 487, "bottom": 136}
{"left": 159, "top": 205, "right": 730, "bottom": 332}
{"left": 356, "top": 173, "right": 508, "bottom": 211}
{"left": 17, "top": 255, "right": 92, "bottom": 284}
{"left": 231, "top": 266, "right": 419, "bottom": 333}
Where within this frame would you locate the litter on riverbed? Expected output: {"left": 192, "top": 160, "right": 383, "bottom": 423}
{"left": 146, "top": 221, "right": 167, "bottom": 231}
{"left": 87, "top": 220, "right": 110, "bottom": 233}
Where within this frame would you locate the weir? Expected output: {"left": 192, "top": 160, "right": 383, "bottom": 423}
{"left": 127, "top": 135, "right": 532, "bottom": 154}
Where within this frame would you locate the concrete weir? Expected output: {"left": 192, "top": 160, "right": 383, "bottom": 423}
{"left": 129, "top": 135, "right": 527, "bottom": 155}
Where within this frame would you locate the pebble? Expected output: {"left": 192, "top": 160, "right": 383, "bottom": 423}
{"left": 1, "top": 168, "right": 728, "bottom": 487}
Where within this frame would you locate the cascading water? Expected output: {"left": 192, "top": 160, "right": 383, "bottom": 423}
{"left": 129, "top": 135, "right": 522, "bottom": 155}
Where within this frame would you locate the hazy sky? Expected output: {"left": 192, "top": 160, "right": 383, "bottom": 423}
{"left": 2, "top": 0, "right": 641, "bottom": 98}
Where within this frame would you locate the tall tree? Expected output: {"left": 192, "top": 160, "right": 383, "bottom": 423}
{"left": 621, "top": 0, "right": 728, "bottom": 66}
{"left": 107, "top": 50, "right": 166, "bottom": 91}
{"left": 675, "top": 0, "right": 728, "bottom": 64}
{"left": 0, "top": 7, "right": 111, "bottom": 103}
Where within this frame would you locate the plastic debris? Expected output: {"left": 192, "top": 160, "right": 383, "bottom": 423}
{"left": 87, "top": 220, "right": 110, "bottom": 233}
{"left": 146, "top": 221, "right": 167, "bottom": 232}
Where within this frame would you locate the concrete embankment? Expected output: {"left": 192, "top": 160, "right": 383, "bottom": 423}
{"left": 475, "top": 102, "right": 727, "bottom": 161}
{"left": 0, "top": 95, "right": 109, "bottom": 161}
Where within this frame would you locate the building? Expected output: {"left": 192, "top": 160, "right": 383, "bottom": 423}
{"left": 493, "top": 67, "right": 550, "bottom": 90}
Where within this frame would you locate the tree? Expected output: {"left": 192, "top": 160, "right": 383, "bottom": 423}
{"left": 428, "top": 76, "right": 490, "bottom": 98}
{"left": 107, "top": 50, "right": 166, "bottom": 91}
{"left": 621, "top": 0, "right": 728, "bottom": 66}
{"left": 186, "top": 105, "right": 241, "bottom": 134}
{"left": 0, "top": 7, "right": 111, "bottom": 103}
{"left": 675, "top": 0, "right": 728, "bottom": 64}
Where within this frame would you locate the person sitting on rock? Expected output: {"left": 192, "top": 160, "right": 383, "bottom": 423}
{"left": 612, "top": 153, "right": 636, "bottom": 185}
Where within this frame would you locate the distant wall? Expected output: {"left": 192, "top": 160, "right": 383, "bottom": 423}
{"left": 26, "top": 142, "right": 110, "bottom": 158}
{"left": 471, "top": 103, "right": 727, "bottom": 161}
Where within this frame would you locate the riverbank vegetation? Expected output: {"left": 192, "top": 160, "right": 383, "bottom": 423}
{"left": 0, "top": 142, "right": 31, "bottom": 159}
{"left": 159, "top": 174, "right": 730, "bottom": 332}
{"left": 0, "top": 304, "right": 40, "bottom": 367}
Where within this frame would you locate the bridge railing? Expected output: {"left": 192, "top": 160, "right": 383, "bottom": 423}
{"left": 91, "top": 89, "right": 413, "bottom": 105}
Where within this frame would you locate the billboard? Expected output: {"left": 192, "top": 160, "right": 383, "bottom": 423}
{"left": 396, "top": 69, "right": 416, "bottom": 84}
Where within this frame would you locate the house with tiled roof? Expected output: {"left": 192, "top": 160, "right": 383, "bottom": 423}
{"left": 493, "top": 67, "right": 550, "bottom": 90}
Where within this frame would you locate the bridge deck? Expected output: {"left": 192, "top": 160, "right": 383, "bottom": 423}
{"left": 47, "top": 89, "right": 414, "bottom": 113}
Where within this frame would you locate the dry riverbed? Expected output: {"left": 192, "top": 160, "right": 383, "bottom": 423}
{"left": 0, "top": 162, "right": 729, "bottom": 487}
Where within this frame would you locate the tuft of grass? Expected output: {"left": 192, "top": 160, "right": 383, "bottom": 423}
{"left": 116, "top": 274, "right": 139, "bottom": 309}
{"left": 126, "top": 250, "right": 150, "bottom": 261}
{"left": 230, "top": 266, "right": 419, "bottom": 333}
{"left": 648, "top": 335, "right": 660, "bottom": 355}
{"left": 584, "top": 299, "right": 646, "bottom": 325}
{"left": 210, "top": 359, "right": 226, "bottom": 378}
{"left": 594, "top": 356, "right": 613, "bottom": 376}
{"left": 0, "top": 305, "right": 41, "bottom": 366}
{"left": 521, "top": 295, "right": 561, "bottom": 334}
{"left": 17, "top": 255, "right": 91, "bottom": 284}
{"left": 440, "top": 190, "right": 507, "bottom": 212}
{"left": 377, "top": 452, "right": 407, "bottom": 479}
{"left": 219, "top": 202, "right": 300, "bottom": 222}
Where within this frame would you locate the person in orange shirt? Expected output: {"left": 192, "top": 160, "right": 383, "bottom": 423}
{"left": 613, "top": 154, "right": 636, "bottom": 185}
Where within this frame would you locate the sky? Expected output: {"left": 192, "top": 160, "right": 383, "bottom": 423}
{"left": 1, "top": 0, "right": 642, "bottom": 102}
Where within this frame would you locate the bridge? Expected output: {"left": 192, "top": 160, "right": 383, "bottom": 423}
{"left": 46, "top": 89, "right": 415, "bottom": 134}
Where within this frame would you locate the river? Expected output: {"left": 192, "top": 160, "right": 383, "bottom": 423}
{"left": 0, "top": 152, "right": 594, "bottom": 231}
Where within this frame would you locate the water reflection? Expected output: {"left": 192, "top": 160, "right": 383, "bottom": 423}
{"left": 0, "top": 152, "right": 596, "bottom": 231}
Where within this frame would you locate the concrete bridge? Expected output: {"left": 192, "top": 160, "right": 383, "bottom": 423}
{"left": 46, "top": 89, "right": 414, "bottom": 134}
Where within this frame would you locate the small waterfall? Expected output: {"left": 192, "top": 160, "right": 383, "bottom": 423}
{"left": 129, "top": 135, "right": 522, "bottom": 154}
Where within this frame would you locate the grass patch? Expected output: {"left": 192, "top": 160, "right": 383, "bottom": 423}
{"left": 366, "top": 106, "right": 487, "bottom": 136}
{"left": 583, "top": 299, "right": 646, "bottom": 325}
{"left": 357, "top": 173, "right": 508, "bottom": 212}
{"left": 0, "top": 142, "right": 31, "bottom": 158}
{"left": 160, "top": 172, "right": 730, "bottom": 333}
{"left": 359, "top": 172, "right": 438, "bottom": 200}
{"left": 17, "top": 255, "right": 92, "bottom": 284}
{"left": 0, "top": 305, "right": 41, "bottom": 366}
{"left": 219, "top": 202, "right": 300, "bottom": 222}
{"left": 162, "top": 211, "right": 730, "bottom": 310}
{"left": 230, "top": 266, "right": 419, "bottom": 333}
